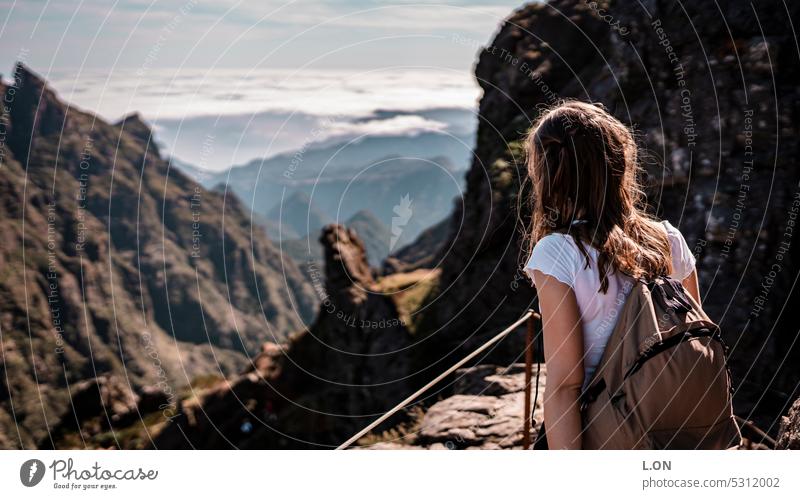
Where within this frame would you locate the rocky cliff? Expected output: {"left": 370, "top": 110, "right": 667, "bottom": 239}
{"left": 0, "top": 64, "right": 317, "bottom": 448}
{"left": 413, "top": 0, "right": 800, "bottom": 437}
{"left": 153, "top": 224, "right": 416, "bottom": 448}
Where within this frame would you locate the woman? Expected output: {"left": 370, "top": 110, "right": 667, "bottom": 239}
{"left": 522, "top": 101, "right": 701, "bottom": 450}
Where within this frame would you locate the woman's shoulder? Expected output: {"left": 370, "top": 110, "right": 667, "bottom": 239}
{"left": 656, "top": 219, "right": 697, "bottom": 279}
{"left": 524, "top": 233, "right": 584, "bottom": 286}
{"left": 643, "top": 218, "right": 682, "bottom": 243}
{"left": 537, "top": 231, "right": 580, "bottom": 248}
{"left": 657, "top": 219, "right": 690, "bottom": 249}
{"left": 660, "top": 219, "right": 682, "bottom": 238}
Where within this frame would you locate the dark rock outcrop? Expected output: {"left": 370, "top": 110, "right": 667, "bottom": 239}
{"left": 114, "top": 113, "right": 159, "bottom": 155}
{"left": 4, "top": 63, "right": 68, "bottom": 160}
{"left": 0, "top": 63, "right": 318, "bottom": 448}
{"left": 413, "top": 0, "right": 800, "bottom": 434}
{"left": 413, "top": 0, "right": 614, "bottom": 373}
{"left": 41, "top": 375, "right": 169, "bottom": 449}
{"left": 154, "top": 224, "right": 414, "bottom": 448}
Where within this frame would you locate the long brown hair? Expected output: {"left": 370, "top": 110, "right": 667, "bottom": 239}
{"left": 523, "top": 100, "right": 671, "bottom": 292}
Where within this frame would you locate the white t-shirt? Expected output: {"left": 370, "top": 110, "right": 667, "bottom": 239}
{"left": 523, "top": 220, "right": 697, "bottom": 389}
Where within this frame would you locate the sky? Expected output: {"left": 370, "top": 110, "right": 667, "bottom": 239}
{"left": 0, "top": 1, "right": 518, "bottom": 73}
{"left": 0, "top": 1, "right": 523, "bottom": 170}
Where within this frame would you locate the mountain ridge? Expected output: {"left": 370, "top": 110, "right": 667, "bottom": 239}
{"left": 0, "top": 63, "right": 317, "bottom": 448}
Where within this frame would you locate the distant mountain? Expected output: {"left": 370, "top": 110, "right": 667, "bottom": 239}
{"left": 279, "top": 209, "right": 389, "bottom": 271}
{"left": 383, "top": 216, "right": 451, "bottom": 274}
{"left": 0, "top": 64, "right": 318, "bottom": 449}
{"left": 192, "top": 130, "right": 473, "bottom": 190}
{"left": 266, "top": 191, "right": 331, "bottom": 240}
{"left": 157, "top": 107, "right": 476, "bottom": 172}
{"left": 279, "top": 237, "right": 323, "bottom": 272}
{"left": 344, "top": 210, "right": 390, "bottom": 267}
{"left": 176, "top": 130, "right": 470, "bottom": 249}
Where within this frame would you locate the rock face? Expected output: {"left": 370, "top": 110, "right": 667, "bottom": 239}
{"left": 413, "top": 0, "right": 800, "bottom": 433}
{"left": 367, "top": 364, "right": 546, "bottom": 450}
{"left": 777, "top": 398, "right": 800, "bottom": 449}
{"left": 0, "top": 64, "right": 317, "bottom": 448}
{"left": 154, "top": 224, "right": 415, "bottom": 448}
{"left": 416, "top": 364, "right": 546, "bottom": 449}
{"left": 41, "top": 375, "right": 170, "bottom": 449}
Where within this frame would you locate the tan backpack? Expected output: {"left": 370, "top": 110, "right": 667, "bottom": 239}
{"left": 579, "top": 275, "right": 743, "bottom": 449}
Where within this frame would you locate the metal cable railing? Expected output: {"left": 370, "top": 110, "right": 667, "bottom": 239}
{"left": 337, "top": 309, "right": 542, "bottom": 450}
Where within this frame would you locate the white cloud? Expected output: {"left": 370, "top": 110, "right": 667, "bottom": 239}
{"left": 49, "top": 67, "right": 480, "bottom": 121}
{"left": 324, "top": 114, "right": 449, "bottom": 138}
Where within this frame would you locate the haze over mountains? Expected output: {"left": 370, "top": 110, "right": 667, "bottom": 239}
{"left": 42, "top": 68, "right": 479, "bottom": 268}
{"left": 158, "top": 106, "right": 477, "bottom": 172}
{"left": 46, "top": 67, "right": 480, "bottom": 173}
{"left": 168, "top": 111, "right": 473, "bottom": 265}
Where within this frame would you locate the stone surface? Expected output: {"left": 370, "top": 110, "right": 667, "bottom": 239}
{"left": 41, "top": 375, "right": 146, "bottom": 448}
{"left": 777, "top": 398, "right": 800, "bottom": 449}
{"left": 366, "top": 364, "right": 546, "bottom": 450}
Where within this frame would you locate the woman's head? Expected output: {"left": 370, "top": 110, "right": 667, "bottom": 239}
{"left": 524, "top": 100, "right": 671, "bottom": 291}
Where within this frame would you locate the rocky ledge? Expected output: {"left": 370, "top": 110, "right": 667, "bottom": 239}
{"left": 365, "top": 363, "right": 546, "bottom": 450}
